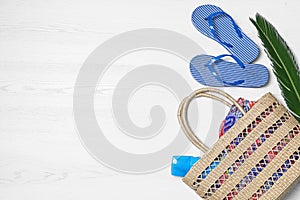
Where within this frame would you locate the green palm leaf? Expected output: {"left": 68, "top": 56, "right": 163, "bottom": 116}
{"left": 250, "top": 13, "right": 300, "bottom": 123}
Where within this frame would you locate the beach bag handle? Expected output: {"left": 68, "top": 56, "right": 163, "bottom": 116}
{"left": 177, "top": 88, "right": 246, "bottom": 153}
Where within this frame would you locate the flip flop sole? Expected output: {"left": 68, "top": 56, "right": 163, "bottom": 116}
{"left": 192, "top": 4, "right": 260, "bottom": 63}
{"left": 190, "top": 54, "right": 269, "bottom": 87}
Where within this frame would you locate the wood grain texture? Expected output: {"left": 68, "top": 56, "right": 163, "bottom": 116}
{"left": 0, "top": 0, "right": 299, "bottom": 199}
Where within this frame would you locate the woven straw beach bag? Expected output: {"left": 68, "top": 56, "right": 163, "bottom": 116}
{"left": 177, "top": 88, "right": 300, "bottom": 200}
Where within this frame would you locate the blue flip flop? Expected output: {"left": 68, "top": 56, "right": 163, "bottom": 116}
{"left": 192, "top": 4, "right": 260, "bottom": 63}
{"left": 190, "top": 54, "right": 269, "bottom": 87}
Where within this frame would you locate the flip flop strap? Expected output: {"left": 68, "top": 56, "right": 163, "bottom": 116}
{"left": 206, "top": 54, "right": 245, "bottom": 86}
{"left": 205, "top": 11, "right": 243, "bottom": 48}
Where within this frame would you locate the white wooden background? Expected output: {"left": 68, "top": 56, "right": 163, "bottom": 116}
{"left": 0, "top": 0, "right": 300, "bottom": 199}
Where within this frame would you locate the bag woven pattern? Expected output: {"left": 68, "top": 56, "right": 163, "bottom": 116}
{"left": 178, "top": 89, "right": 300, "bottom": 200}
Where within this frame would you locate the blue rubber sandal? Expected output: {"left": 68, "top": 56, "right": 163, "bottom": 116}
{"left": 190, "top": 54, "right": 269, "bottom": 87}
{"left": 192, "top": 4, "right": 260, "bottom": 63}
